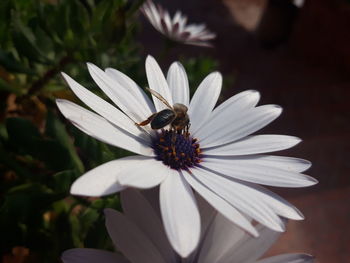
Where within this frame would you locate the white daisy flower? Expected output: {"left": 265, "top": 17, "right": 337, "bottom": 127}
{"left": 62, "top": 189, "right": 315, "bottom": 263}
{"left": 57, "top": 55, "right": 317, "bottom": 257}
{"left": 141, "top": 0, "right": 216, "bottom": 47}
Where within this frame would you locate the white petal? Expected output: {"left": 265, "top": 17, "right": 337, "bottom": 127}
{"left": 182, "top": 170, "right": 257, "bottom": 236}
{"left": 105, "top": 68, "right": 155, "bottom": 116}
{"left": 56, "top": 99, "right": 153, "bottom": 156}
{"left": 178, "top": 15, "right": 187, "bottom": 32}
{"left": 148, "top": 2, "right": 162, "bottom": 30}
{"left": 163, "top": 11, "right": 172, "bottom": 33}
{"left": 210, "top": 90, "right": 260, "bottom": 119}
{"left": 159, "top": 171, "right": 201, "bottom": 257}
{"left": 241, "top": 183, "right": 304, "bottom": 220}
{"left": 172, "top": 11, "right": 182, "bottom": 25}
{"left": 87, "top": 63, "right": 147, "bottom": 122}
{"left": 121, "top": 189, "right": 176, "bottom": 263}
{"left": 105, "top": 209, "right": 166, "bottom": 263}
{"left": 201, "top": 156, "right": 317, "bottom": 187}
{"left": 218, "top": 223, "right": 281, "bottom": 263}
{"left": 248, "top": 156, "right": 312, "bottom": 173}
{"left": 256, "top": 254, "right": 315, "bottom": 263}
{"left": 199, "top": 105, "right": 282, "bottom": 148}
{"left": 167, "top": 62, "right": 190, "bottom": 106}
{"left": 197, "top": 213, "right": 247, "bottom": 263}
{"left": 189, "top": 72, "right": 222, "bottom": 133}
{"left": 70, "top": 156, "right": 150, "bottom": 197}
{"left": 205, "top": 155, "right": 311, "bottom": 173}
{"left": 62, "top": 248, "right": 128, "bottom": 263}
{"left": 202, "top": 135, "right": 301, "bottom": 155}
{"left": 191, "top": 167, "right": 285, "bottom": 232}
{"left": 142, "top": 3, "right": 159, "bottom": 30}
{"left": 118, "top": 158, "right": 170, "bottom": 189}
{"left": 185, "top": 24, "right": 206, "bottom": 35}
{"left": 145, "top": 55, "right": 173, "bottom": 111}
{"left": 61, "top": 72, "right": 144, "bottom": 138}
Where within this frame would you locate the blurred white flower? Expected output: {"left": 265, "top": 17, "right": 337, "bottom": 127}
{"left": 293, "top": 0, "right": 305, "bottom": 8}
{"left": 141, "top": 0, "right": 216, "bottom": 47}
{"left": 62, "top": 189, "right": 315, "bottom": 263}
{"left": 57, "top": 55, "right": 317, "bottom": 257}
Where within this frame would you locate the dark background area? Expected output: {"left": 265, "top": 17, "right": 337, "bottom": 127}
{"left": 140, "top": 0, "right": 350, "bottom": 262}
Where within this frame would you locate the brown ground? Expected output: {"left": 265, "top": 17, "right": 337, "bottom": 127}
{"left": 140, "top": 0, "right": 350, "bottom": 262}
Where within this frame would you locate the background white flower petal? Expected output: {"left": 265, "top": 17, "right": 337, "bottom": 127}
{"left": 255, "top": 253, "right": 315, "bottom": 263}
{"left": 105, "top": 209, "right": 166, "bottom": 263}
{"left": 121, "top": 190, "right": 176, "bottom": 263}
{"left": 141, "top": 1, "right": 215, "bottom": 47}
{"left": 197, "top": 212, "right": 250, "bottom": 263}
{"left": 145, "top": 55, "right": 173, "bottom": 111}
{"left": 198, "top": 104, "right": 282, "bottom": 148}
{"left": 62, "top": 248, "right": 129, "bottom": 263}
{"left": 188, "top": 72, "right": 222, "bottom": 133}
{"left": 217, "top": 223, "right": 281, "bottom": 263}
{"left": 201, "top": 156, "right": 317, "bottom": 187}
{"left": 56, "top": 99, "right": 153, "bottom": 156}
{"left": 118, "top": 158, "right": 170, "bottom": 189}
{"left": 160, "top": 171, "right": 201, "bottom": 258}
{"left": 195, "top": 193, "right": 217, "bottom": 237}
{"left": 182, "top": 170, "right": 258, "bottom": 237}
{"left": 202, "top": 135, "right": 301, "bottom": 155}
{"left": 167, "top": 62, "right": 190, "bottom": 106}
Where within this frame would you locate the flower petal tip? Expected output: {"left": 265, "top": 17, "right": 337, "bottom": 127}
{"left": 307, "top": 176, "right": 319, "bottom": 186}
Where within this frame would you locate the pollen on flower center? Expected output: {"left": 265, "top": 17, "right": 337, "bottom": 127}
{"left": 152, "top": 130, "right": 202, "bottom": 170}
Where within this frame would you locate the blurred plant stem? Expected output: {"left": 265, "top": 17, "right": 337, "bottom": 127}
{"left": 27, "top": 55, "right": 73, "bottom": 96}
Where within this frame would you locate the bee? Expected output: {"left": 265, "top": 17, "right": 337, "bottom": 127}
{"left": 137, "top": 88, "right": 190, "bottom": 134}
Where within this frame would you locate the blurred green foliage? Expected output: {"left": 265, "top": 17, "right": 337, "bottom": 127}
{"left": 0, "top": 0, "right": 220, "bottom": 262}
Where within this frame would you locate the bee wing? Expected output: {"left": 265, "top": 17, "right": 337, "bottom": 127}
{"left": 147, "top": 88, "right": 173, "bottom": 109}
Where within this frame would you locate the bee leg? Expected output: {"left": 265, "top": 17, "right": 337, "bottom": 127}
{"left": 136, "top": 113, "right": 156, "bottom": 126}
{"left": 184, "top": 124, "right": 190, "bottom": 137}
{"left": 171, "top": 127, "right": 177, "bottom": 153}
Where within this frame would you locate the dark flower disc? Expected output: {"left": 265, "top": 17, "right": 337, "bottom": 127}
{"left": 152, "top": 130, "right": 202, "bottom": 170}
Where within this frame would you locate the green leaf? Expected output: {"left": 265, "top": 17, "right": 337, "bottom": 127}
{"left": 53, "top": 170, "right": 77, "bottom": 193}
{"left": 46, "top": 111, "right": 84, "bottom": 173}
{"left": 12, "top": 12, "right": 48, "bottom": 63}
{"left": 0, "top": 49, "right": 35, "bottom": 74}
{"left": 6, "top": 117, "right": 76, "bottom": 171}
{"left": 2, "top": 183, "right": 63, "bottom": 222}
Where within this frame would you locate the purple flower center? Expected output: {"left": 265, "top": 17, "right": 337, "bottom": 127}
{"left": 152, "top": 130, "right": 202, "bottom": 170}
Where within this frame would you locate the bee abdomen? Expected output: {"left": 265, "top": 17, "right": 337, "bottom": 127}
{"left": 151, "top": 109, "right": 176, "bottom": 129}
